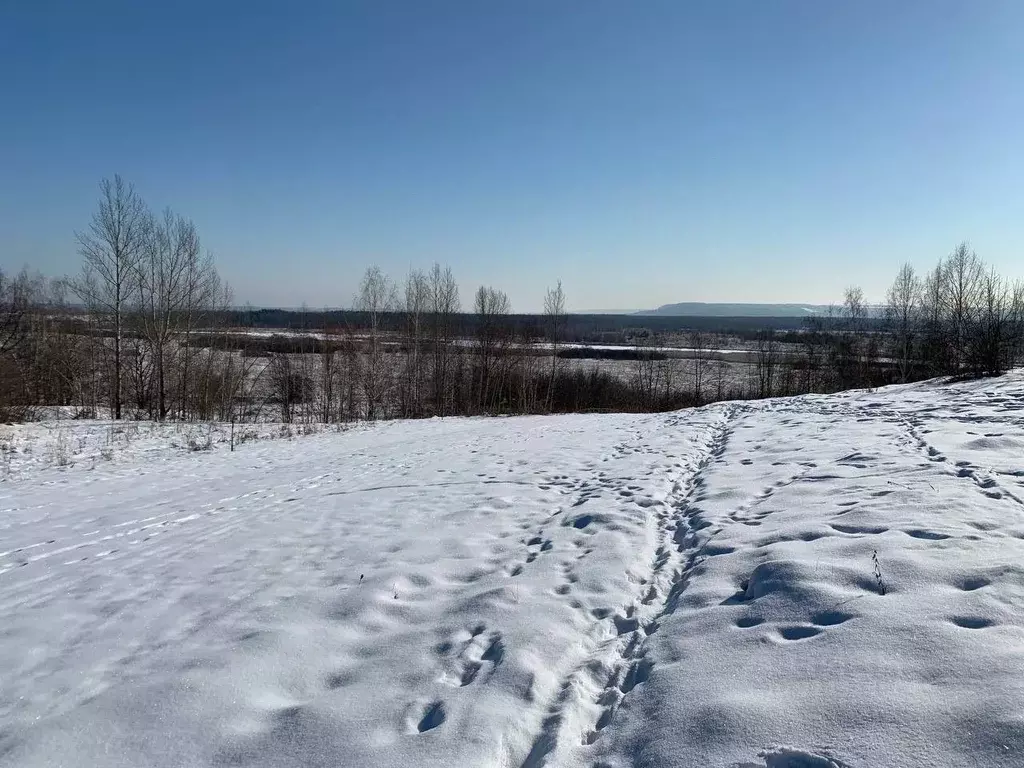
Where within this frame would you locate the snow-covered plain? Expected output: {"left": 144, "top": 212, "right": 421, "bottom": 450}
{"left": 2, "top": 374, "right": 1024, "bottom": 767}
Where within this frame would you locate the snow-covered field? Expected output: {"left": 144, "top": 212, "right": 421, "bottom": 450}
{"left": 2, "top": 374, "right": 1024, "bottom": 767}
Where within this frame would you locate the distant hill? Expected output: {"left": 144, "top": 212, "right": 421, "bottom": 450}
{"left": 637, "top": 302, "right": 830, "bottom": 317}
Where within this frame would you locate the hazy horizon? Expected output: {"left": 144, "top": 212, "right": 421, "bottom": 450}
{"left": 3, "top": 1, "right": 1022, "bottom": 312}
{"left": 225, "top": 301, "right": 842, "bottom": 316}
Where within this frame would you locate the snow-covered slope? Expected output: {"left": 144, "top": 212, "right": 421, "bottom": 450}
{"left": 2, "top": 374, "right": 1024, "bottom": 767}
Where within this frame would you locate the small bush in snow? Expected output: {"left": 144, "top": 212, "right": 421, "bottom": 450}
{"left": 185, "top": 427, "right": 213, "bottom": 452}
{"left": 48, "top": 430, "right": 73, "bottom": 468}
{"left": 0, "top": 439, "right": 12, "bottom": 478}
{"left": 188, "top": 435, "right": 212, "bottom": 452}
{"left": 237, "top": 428, "right": 259, "bottom": 446}
{"left": 109, "top": 423, "right": 139, "bottom": 448}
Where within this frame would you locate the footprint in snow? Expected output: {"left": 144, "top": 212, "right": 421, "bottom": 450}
{"left": 438, "top": 625, "right": 505, "bottom": 687}
{"left": 777, "top": 625, "right": 822, "bottom": 641}
{"left": 950, "top": 615, "right": 995, "bottom": 629}
{"left": 739, "top": 747, "right": 852, "bottom": 767}
{"left": 903, "top": 529, "right": 950, "bottom": 540}
{"left": 415, "top": 700, "right": 446, "bottom": 733}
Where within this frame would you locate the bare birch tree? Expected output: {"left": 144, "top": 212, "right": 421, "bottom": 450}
{"left": 402, "top": 269, "right": 430, "bottom": 417}
{"left": 918, "top": 262, "right": 947, "bottom": 374}
{"left": 842, "top": 285, "right": 867, "bottom": 386}
{"left": 137, "top": 210, "right": 195, "bottom": 418}
{"left": 429, "top": 264, "right": 460, "bottom": 416}
{"left": 944, "top": 242, "right": 982, "bottom": 374}
{"left": 755, "top": 329, "right": 778, "bottom": 398}
{"left": 885, "top": 263, "right": 921, "bottom": 383}
{"left": 632, "top": 333, "right": 657, "bottom": 410}
{"left": 690, "top": 329, "right": 708, "bottom": 403}
{"left": 543, "top": 279, "right": 566, "bottom": 411}
{"left": 356, "top": 266, "right": 398, "bottom": 419}
{"left": 474, "top": 285, "right": 510, "bottom": 412}
{"left": 71, "top": 175, "right": 148, "bottom": 419}
{"left": 972, "top": 267, "right": 1017, "bottom": 376}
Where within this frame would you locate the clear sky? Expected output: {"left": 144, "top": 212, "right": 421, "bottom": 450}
{"left": 2, "top": 1, "right": 1022, "bottom": 312}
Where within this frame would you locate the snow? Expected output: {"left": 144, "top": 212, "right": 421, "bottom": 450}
{"left": 558, "top": 342, "right": 753, "bottom": 356}
{"left": 2, "top": 373, "right": 1024, "bottom": 767}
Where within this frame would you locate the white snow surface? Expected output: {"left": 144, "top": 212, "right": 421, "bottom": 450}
{"left": 3, "top": 374, "right": 1024, "bottom": 767}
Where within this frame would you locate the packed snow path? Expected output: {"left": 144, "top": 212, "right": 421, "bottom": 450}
{"left": 2, "top": 375, "right": 1024, "bottom": 767}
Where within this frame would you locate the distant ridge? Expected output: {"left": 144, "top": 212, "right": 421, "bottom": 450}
{"left": 636, "top": 302, "right": 829, "bottom": 317}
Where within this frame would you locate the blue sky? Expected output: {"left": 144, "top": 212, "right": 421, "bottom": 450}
{"left": 2, "top": 1, "right": 1022, "bottom": 311}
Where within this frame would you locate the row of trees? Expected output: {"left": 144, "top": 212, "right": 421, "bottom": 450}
{"left": 74, "top": 176, "right": 231, "bottom": 420}
{"left": 731, "top": 243, "right": 1024, "bottom": 401}
{"left": 264, "top": 268, "right": 588, "bottom": 423}
{"left": 885, "top": 243, "right": 1023, "bottom": 381}
{"left": 0, "top": 173, "right": 583, "bottom": 423}
{"left": 254, "top": 241, "right": 1024, "bottom": 424}
{"left": 1, "top": 176, "right": 230, "bottom": 421}
{"left": 1, "top": 176, "right": 1022, "bottom": 424}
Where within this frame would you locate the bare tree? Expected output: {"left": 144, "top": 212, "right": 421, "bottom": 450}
{"left": 844, "top": 285, "right": 866, "bottom": 329}
{"left": 268, "top": 353, "right": 310, "bottom": 423}
{"left": 136, "top": 209, "right": 197, "bottom": 419}
{"left": 429, "top": 264, "right": 460, "bottom": 416}
{"left": 842, "top": 286, "right": 867, "bottom": 386}
{"left": 755, "top": 329, "right": 778, "bottom": 398}
{"left": 20, "top": 276, "right": 90, "bottom": 412}
{"left": 944, "top": 242, "right": 982, "bottom": 374}
{"left": 474, "top": 285, "right": 511, "bottom": 412}
{"left": 799, "top": 316, "right": 827, "bottom": 393}
{"left": 690, "top": 329, "right": 708, "bottom": 403}
{"left": 0, "top": 269, "right": 32, "bottom": 415}
{"left": 655, "top": 351, "right": 678, "bottom": 408}
{"left": 711, "top": 357, "right": 728, "bottom": 401}
{"left": 356, "top": 266, "right": 398, "bottom": 419}
{"left": 918, "top": 262, "right": 947, "bottom": 374}
{"left": 514, "top": 322, "right": 544, "bottom": 414}
{"left": 885, "top": 263, "right": 921, "bottom": 383}
{"left": 0, "top": 268, "right": 29, "bottom": 357}
{"left": 627, "top": 332, "right": 653, "bottom": 409}
{"left": 972, "top": 267, "right": 1017, "bottom": 376}
{"left": 316, "top": 309, "right": 342, "bottom": 424}
{"left": 177, "top": 247, "right": 221, "bottom": 420}
{"left": 401, "top": 269, "right": 430, "bottom": 417}
{"left": 190, "top": 279, "right": 235, "bottom": 421}
{"left": 1011, "top": 280, "right": 1024, "bottom": 369}
{"left": 70, "top": 175, "right": 149, "bottom": 419}
{"left": 543, "top": 279, "right": 566, "bottom": 411}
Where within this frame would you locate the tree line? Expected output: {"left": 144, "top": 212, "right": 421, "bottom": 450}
{"left": 883, "top": 244, "right": 1023, "bottom": 381}
{"left": 1, "top": 176, "right": 1022, "bottom": 424}
{"left": 1, "top": 176, "right": 230, "bottom": 421}
{"left": 727, "top": 247, "right": 1023, "bottom": 401}
{"left": 773, "top": 246, "right": 1024, "bottom": 397}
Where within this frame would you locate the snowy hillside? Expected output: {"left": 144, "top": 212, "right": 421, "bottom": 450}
{"left": 2, "top": 374, "right": 1024, "bottom": 767}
